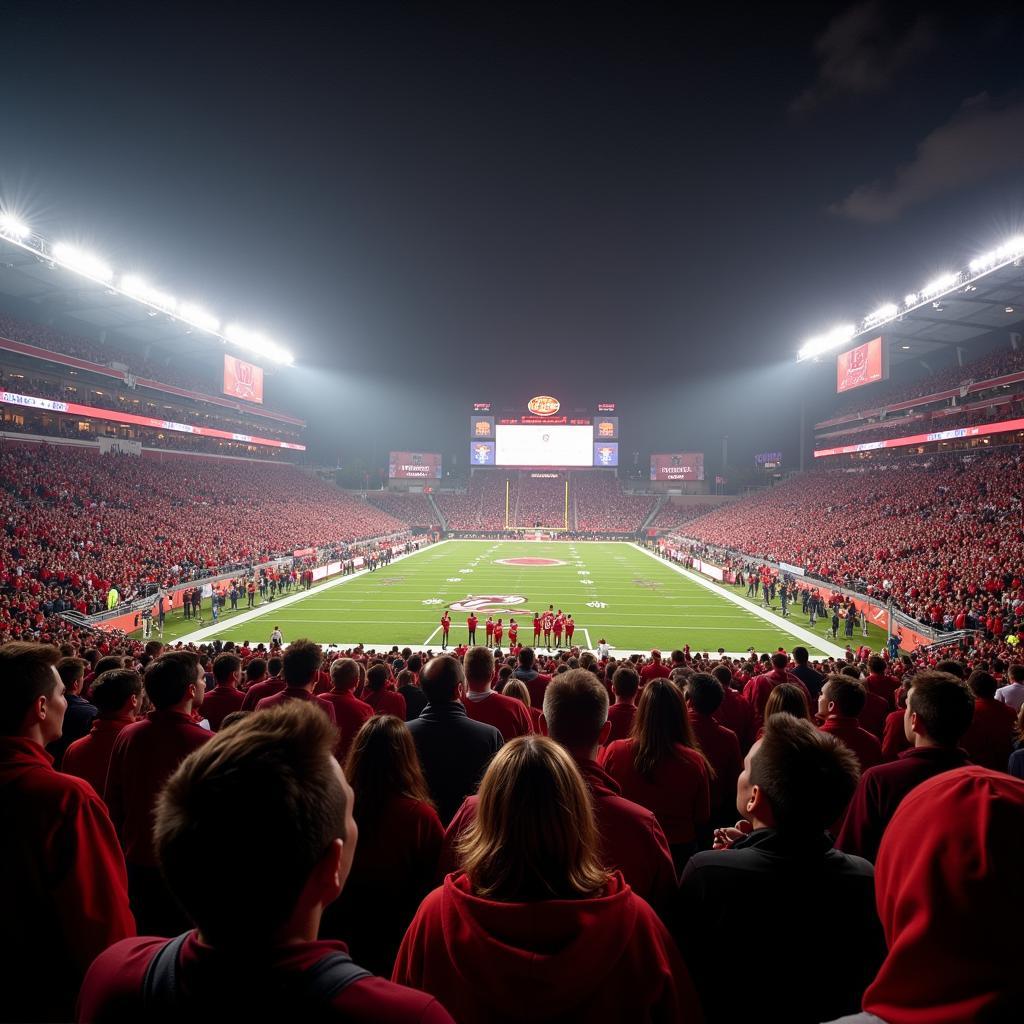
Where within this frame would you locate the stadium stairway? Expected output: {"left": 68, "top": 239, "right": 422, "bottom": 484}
{"left": 641, "top": 494, "right": 666, "bottom": 531}
{"left": 427, "top": 492, "right": 447, "bottom": 530}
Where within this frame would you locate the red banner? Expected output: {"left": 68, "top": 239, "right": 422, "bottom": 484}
{"left": 650, "top": 452, "right": 704, "bottom": 481}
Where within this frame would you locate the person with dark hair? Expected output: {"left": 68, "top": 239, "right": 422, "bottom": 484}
{"left": 63, "top": 668, "right": 143, "bottom": 795}
{"left": 679, "top": 714, "right": 883, "bottom": 1024}
{"left": 790, "top": 646, "right": 824, "bottom": 703}
{"left": 743, "top": 652, "right": 810, "bottom": 732}
{"left": 514, "top": 646, "right": 551, "bottom": 708}
{"left": 995, "top": 661, "right": 1024, "bottom": 711}
{"left": 685, "top": 673, "right": 742, "bottom": 828}
{"left": 240, "top": 655, "right": 285, "bottom": 710}
{"left": 818, "top": 676, "right": 882, "bottom": 771}
{"left": 79, "top": 704, "right": 453, "bottom": 1022}
{"left": 362, "top": 663, "right": 407, "bottom": 719}
{"left": 864, "top": 655, "right": 899, "bottom": 709}
{"left": 318, "top": 658, "right": 374, "bottom": 763}
{"left": 394, "top": 736, "right": 702, "bottom": 1022}
{"left": 762, "top": 681, "right": 812, "bottom": 728}
{"left": 105, "top": 651, "right": 212, "bottom": 935}
{"left": 397, "top": 667, "right": 428, "bottom": 720}
{"left": 711, "top": 663, "right": 755, "bottom": 753}
{"left": 201, "top": 653, "right": 245, "bottom": 731}
{"left": 407, "top": 656, "right": 502, "bottom": 824}
{"left": 959, "top": 668, "right": 1016, "bottom": 770}
{"left": 461, "top": 646, "right": 532, "bottom": 740}
{"left": 606, "top": 665, "right": 639, "bottom": 743}
{"left": 47, "top": 656, "right": 95, "bottom": 768}
{"left": 0, "top": 642, "right": 135, "bottom": 1022}
{"left": 836, "top": 672, "right": 973, "bottom": 862}
{"left": 600, "top": 678, "right": 711, "bottom": 872}
{"left": 322, "top": 715, "right": 442, "bottom": 976}
{"left": 256, "top": 639, "right": 338, "bottom": 724}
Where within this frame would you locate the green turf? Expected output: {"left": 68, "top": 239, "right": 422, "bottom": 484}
{"left": 149, "top": 540, "right": 874, "bottom": 655}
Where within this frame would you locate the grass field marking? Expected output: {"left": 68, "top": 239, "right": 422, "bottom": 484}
{"left": 423, "top": 625, "right": 442, "bottom": 646}
{"left": 173, "top": 539, "right": 450, "bottom": 645}
{"left": 583, "top": 628, "right": 592, "bottom": 648}
{"left": 629, "top": 543, "right": 847, "bottom": 658}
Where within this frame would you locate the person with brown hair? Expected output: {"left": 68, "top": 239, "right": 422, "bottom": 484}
{"left": 200, "top": 652, "right": 245, "bottom": 730}
{"left": 818, "top": 676, "right": 883, "bottom": 771}
{"left": 393, "top": 735, "right": 701, "bottom": 1023}
{"left": 0, "top": 642, "right": 135, "bottom": 1023}
{"left": 79, "top": 703, "right": 452, "bottom": 1022}
{"left": 959, "top": 668, "right": 1016, "bottom": 770}
{"left": 711, "top": 663, "right": 755, "bottom": 753}
{"left": 606, "top": 664, "right": 639, "bottom": 743}
{"left": 761, "top": 681, "right": 812, "bottom": 729}
{"left": 255, "top": 639, "right": 338, "bottom": 724}
{"left": 461, "top": 646, "right": 532, "bottom": 740}
{"left": 319, "top": 658, "right": 374, "bottom": 763}
{"left": 684, "top": 673, "right": 742, "bottom": 828}
{"left": 600, "top": 678, "right": 711, "bottom": 872}
{"left": 322, "top": 715, "right": 443, "bottom": 975}
{"left": 500, "top": 678, "right": 542, "bottom": 731}
{"left": 47, "top": 655, "right": 95, "bottom": 767}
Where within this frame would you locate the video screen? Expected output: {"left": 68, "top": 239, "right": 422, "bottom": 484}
{"left": 388, "top": 451, "right": 442, "bottom": 479}
{"left": 471, "top": 415, "right": 495, "bottom": 439}
{"left": 837, "top": 336, "right": 887, "bottom": 393}
{"left": 593, "top": 415, "right": 618, "bottom": 440}
{"left": 495, "top": 424, "right": 594, "bottom": 466}
{"left": 593, "top": 442, "right": 618, "bottom": 467}
{"left": 470, "top": 440, "right": 496, "bottom": 465}
{"left": 223, "top": 355, "right": 264, "bottom": 404}
{"left": 650, "top": 452, "right": 704, "bottom": 481}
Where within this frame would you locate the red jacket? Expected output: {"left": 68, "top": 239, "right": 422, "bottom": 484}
{"left": 819, "top": 716, "right": 883, "bottom": 771}
{"left": 392, "top": 872, "right": 701, "bottom": 1023}
{"left": 461, "top": 691, "right": 533, "bottom": 741}
{"left": 858, "top": 689, "right": 890, "bottom": 739}
{"left": 687, "top": 711, "right": 742, "bottom": 823}
{"left": 256, "top": 687, "right": 338, "bottom": 725}
{"left": 606, "top": 701, "right": 636, "bottom": 744}
{"left": 640, "top": 660, "right": 670, "bottom": 685}
{"left": 319, "top": 690, "right": 374, "bottom": 763}
{"left": 441, "top": 760, "right": 677, "bottom": 913}
{"left": 881, "top": 708, "right": 912, "bottom": 761}
{"left": 79, "top": 931, "right": 452, "bottom": 1023}
{"left": 743, "top": 669, "right": 810, "bottom": 731}
{"left": 713, "top": 687, "right": 755, "bottom": 753}
{"left": 364, "top": 689, "right": 408, "bottom": 720}
{"left": 960, "top": 698, "right": 1016, "bottom": 771}
{"left": 62, "top": 715, "right": 133, "bottom": 796}
{"left": 0, "top": 737, "right": 135, "bottom": 1022}
{"left": 105, "top": 710, "right": 213, "bottom": 866}
{"left": 200, "top": 685, "right": 245, "bottom": 731}
{"left": 600, "top": 739, "right": 710, "bottom": 845}
{"left": 240, "top": 676, "right": 286, "bottom": 710}
{"left": 865, "top": 672, "right": 900, "bottom": 708}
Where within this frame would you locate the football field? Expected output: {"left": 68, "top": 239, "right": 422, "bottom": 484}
{"left": 156, "top": 540, "right": 871, "bottom": 657}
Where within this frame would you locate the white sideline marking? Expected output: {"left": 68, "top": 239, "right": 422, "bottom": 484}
{"left": 629, "top": 543, "right": 847, "bottom": 658}
{"left": 423, "top": 626, "right": 441, "bottom": 646}
{"left": 583, "top": 628, "right": 592, "bottom": 649}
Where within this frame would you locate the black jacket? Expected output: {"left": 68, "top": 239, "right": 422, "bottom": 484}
{"left": 398, "top": 684, "right": 429, "bottom": 721}
{"left": 47, "top": 693, "right": 97, "bottom": 769}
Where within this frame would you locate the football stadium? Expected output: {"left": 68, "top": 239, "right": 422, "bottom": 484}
{"left": 2, "top": 6, "right": 1022, "bottom": 1023}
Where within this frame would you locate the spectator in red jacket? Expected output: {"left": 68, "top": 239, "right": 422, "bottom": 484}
{"left": 393, "top": 735, "right": 701, "bottom": 1023}
{"left": 200, "top": 652, "right": 245, "bottom": 730}
{"left": 761, "top": 681, "right": 813, "bottom": 731}
{"left": 836, "top": 671, "right": 974, "bottom": 862}
{"left": 499, "top": 678, "right": 543, "bottom": 731}
{"left": 711, "top": 664, "right": 755, "bottom": 753}
{"left": 362, "top": 663, "right": 407, "bottom": 720}
{"left": 105, "top": 650, "right": 212, "bottom": 935}
{"left": 513, "top": 646, "right": 551, "bottom": 708}
{"left": 63, "top": 667, "right": 142, "bottom": 795}
{"left": 640, "top": 649, "right": 671, "bottom": 685}
{"left": 0, "top": 641, "right": 135, "bottom": 1023}
{"left": 319, "top": 658, "right": 375, "bottom": 763}
{"left": 256, "top": 640, "right": 337, "bottom": 725}
{"left": 322, "top": 715, "right": 443, "bottom": 976}
{"left": 817, "top": 676, "right": 883, "bottom": 772}
{"left": 606, "top": 665, "right": 639, "bottom": 743}
{"left": 685, "top": 673, "right": 742, "bottom": 828}
{"left": 743, "top": 652, "right": 809, "bottom": 732}
{"left": 240, "top": 655, "right": 285, "bottom": 709}
{"left": 600, "top": 678, "right": 711, "bottom": 872}
{"left": 864, "top": 655, "right": 900, "bottom": 709}
{"left": 461, "top": 646, "right": 532, "bottom": 740}
{"left": 829, "top": 768, "right": 1024, "bottom": 1024}
{"left": 79, "top": 703, "right": 453, "bottom": 1023}
{"left": 959, "top": 669, "right": 1017, "bottom": 770}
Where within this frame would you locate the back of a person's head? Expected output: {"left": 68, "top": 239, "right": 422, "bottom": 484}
{"left": 906, "top": 671, "right": 974, "bottom": 746}
{"left": 464, "top": 645, "right": 495, "bottom": 686}
{"left": 518, "top": 647, "right": 535, "bottom": 669}
{"left": 792, "top": 646, "right": 809, "bottom": 666}
{"left": 94, "top": 655, "right": 124, "bottom": 677}
{"left": 503, "top": 679, "right": 531, "bottom": 707}
{"left": 711, "top": 664, "right": 733, "bottom": 690}
{"left": 823, "top": 675, "right": 867, "bottom": 717}
{"left": 330, "top": 658, "right": 359, "bottom": 692}
{"left": 421, "top": 654, "right": 464, "bottom": 703}
{"left": 455, "top": 735, "right": 606, "bottom": 901}
{"left": 212, "top": 653, "right": 241, "bottom": 685}
{"left": 0, "top": 642, "right": 61, "bottom": 735}
{"left": 967, "top": 669, "right": 997, "bottom": 700}
{"left": 611, "top": 665, "right": 639, "bottom": 699}
{"left": 839, "top": 664, "right": 862, "bottom": 680}
{"left": 542, "top": 669, "right": 608, "bottom": 750}
{"left": 1008, "top": 663, "right": 1024, "bottom": 684}
{"left": 145, "top": 651, "right": 200, "bottom": 710}
{"left": 764, "top": 682, "right": 810, "bottom": 722}
{"left": 55, "top": 656, "right": 87, "bottom": 692}
{"left": 770, "top": 652, "right": 788, "bottom": 671}
{"left": 867, "top": 654, "right": 886, "bottom": 675}
{"left": 407, "top": 654, "right": 423, "bottom": 674}
{"left": 686, "top": 672, "right": 724, "bottom": 715}
{"left": 282, "top": 640, "right": 321, "bottom": 688}
{"left": 267, "top": 656, "right": 283, "bottom": 677}
{"left": 90, "top": 668, "right": 142, "bottom": 715}
{"left": 155, "top": 703, "right": 347, "bottom": 946}
{"left": 144, "top": 640, "right": 164, "bottom": 660}
{"left": 631, "top": 678, "right": 697, "bottom": 777}
{"left": 244, "top": 657, "right": 267, "bottom": 683}
{"left": 934, "top": 659, "right": 966, "bottom": 680}
{"left": 750, "top": 713, "right": 860, "bottom": 833}
{"left": 396, "top": 668, "right": 416, "bottom": 689}
{"left": 365, "top": 662, "right": 389, "bottom": 692}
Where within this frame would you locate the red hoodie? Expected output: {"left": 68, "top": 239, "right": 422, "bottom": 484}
{"left": 393, "top": 872, "right": 701, "bottom": 1023}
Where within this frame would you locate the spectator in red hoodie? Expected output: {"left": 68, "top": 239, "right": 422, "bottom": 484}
{"left": 711, "top": 664, "right": 755, "bottom": 753}
{"left": 600, "top": 678, "right": 711, "bottom": 873}
{"left": 825, "top": 768, "right": 1024, "bottom": 1024}
{"left": 836, "top": 671, "right": 974, "bottom": 862}
{"left": 743, "top": 652, "right": 809, "bottom": 732}
{"left": 256, "top": 640, "right": 337, "bottom": 725}
{"left": 606, "top": 665, "right": 639, "bottom": 743}
{"left": 322, "top": 715, "right": 443, "bottom": 976}
{"left": 79, "top": 703, "right": 453, "bottom": 1023}
{"left": 393, "top": 735, "right": 701, "bottom": 1023}
{"left": 960, "top": 669, "right": 1017, "bottom": 770}
{"left": 362, "top": 663, "right": 407, "bottom": 720}
{"left": 513, "top": 646, "right": 551, "bottom": 708}
{"left": 461, "top": 646, "right": 533, "bottom": 740}
{"left": 319, "top": 658, "right": 374, "bottom": 763}
{"left": 200, "top": 653, "right": 245, "bottom": 730}
{"left": 63, "top": 667, "right": 142, "bottom": 795}
{"left": 817, "top": 676, "right": 883, "bottom": 772}
{"left": 500, "top": 678, "right": 543, "bottom": 731}
{"left": 240, "top": 655, "right": 284, "bottom": 709}
{"left": 863, "top": 655, "right": 900, "bottom": 709}
{"left": 684, "top": 673, "right": 742, "bottom": 828}
{"left": 0, "top": 641, "right": 135, "bottom": 1023}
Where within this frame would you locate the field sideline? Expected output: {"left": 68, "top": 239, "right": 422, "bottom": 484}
{"left": 150, "top": 540, "right": 880, "bottom": 657}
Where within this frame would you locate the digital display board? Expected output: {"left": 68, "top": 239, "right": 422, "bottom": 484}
{"left": 597, "top": 402, "right": 616, "bottom": 412}
{"left": 837, "top": 336, "right": 887, "bottom": 393}
{"left": 223, "top": 355, "right": 264, "bottom": 404}
{"left": 471, "top": 415, "right": 495, "bottom": 439}
{"left": 594, "top": 415, "right": 618, "bottom": 440}
{"left": 470, "top": 440, "right": 496, "bottom": 465}
{"left": 755, "top": 451, "right": 782, "bottom": 467}
{"left": 650, "top": 452, "right": 704, "bottom": 481}
{"left": 388, "top": 451, "right": 442, "bottom": 479}
{"left": 593, "top": 442, "right": 618, "bottom": 467}
{"left": 496, "top": 424, "right": 594, "bottom": 466}
{"left": 472, "top": 402, "right": 492, "bottom": 412}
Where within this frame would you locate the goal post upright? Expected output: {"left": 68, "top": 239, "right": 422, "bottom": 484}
{"left": 564, "top": 478, "right": 569, "bottom": 531}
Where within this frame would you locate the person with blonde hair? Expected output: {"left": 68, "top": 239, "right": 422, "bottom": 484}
{"left": 394, "top": 735, "right": 701, "bottom": 1022}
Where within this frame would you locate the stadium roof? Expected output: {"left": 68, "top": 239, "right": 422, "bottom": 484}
{"left": 0, "top": 222, "right": 295, "bottom": 365}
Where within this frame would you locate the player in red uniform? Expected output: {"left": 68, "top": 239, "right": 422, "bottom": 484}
{"left": 440, "top": 610, "right": 451, "bottom": 649}
{"left": 565, "top": 613, "right": 575, "bottom": 645}
{"left": 508, "top": 619, "right": 519, "bottom": 647}
{"left": 467, "top": 613, "right": 478, "bottom": 645}
{"left": 493, "top": 619, "right": 504, "bottom": 648}
{"left": 533, "top": 613, "right": 542, "bottom": 644}
{"left": 552, "top": 610, "right": 564, "bottom": 648}
{"left": 485, "top": 616, "right": 495, "bottom": 644}
{"left": 542, "top": 606, "right": 554, "bottom": 649}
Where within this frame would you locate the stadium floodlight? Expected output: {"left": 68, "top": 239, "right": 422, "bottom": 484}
{"left": 0, "top": 212, "right": 30, "bottom": 239}
{"left": 797, "top": 323, "right": 856, "bottom": 362}
{"left": 919, "top": 272, "right": 958, "bottom": 300}
{"left": 969, "top": 235, "right": 1024, "bottom": 275}
{"left": 178, "top": 302, "right": 220, "bottom": 334}
{"left": 904, "top": 292, "right": 918, "bottom": 306}
{"left": 863, "top": 302, "right": 898, "bottom": 329}
{"left": 225, "top": 322, "right": 294, "bottom": 365}
{"left": 120, "top": 274, "right": 177, "bottom": 313}
{"left": 51, "top": 241, "right": 114, "bottom": 283}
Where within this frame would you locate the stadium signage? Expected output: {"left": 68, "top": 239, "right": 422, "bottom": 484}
{"left": 450, "top": 594, "right": 533, "bottom": 614}
{"left": 527, "top": 395, "right": 560, "bottom": 416}
{"left": 813, "top": 415, "right": 1024, "bottom": 457}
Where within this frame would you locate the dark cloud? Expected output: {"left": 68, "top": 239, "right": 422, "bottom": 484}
{"left": 831, "top": 94, "right": 1024, "bottom": 222}
{"left": 792, "top": 2, "right": 935, "bottom": 114}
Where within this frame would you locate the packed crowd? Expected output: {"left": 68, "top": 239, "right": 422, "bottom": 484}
{"left": 435, "top": 475, "right": 513, "bottom": 531}
{"left": 648, "top": 501, "right": 726, "bottom": 532}
{"left": 2, "top": 634, "right": 1020, "bottom": 1022}
{"left": 573, "top": 472, "right": 657, "bottom": 532}
{"left": 365, "top": 492, "right": 441, "bottom": 529}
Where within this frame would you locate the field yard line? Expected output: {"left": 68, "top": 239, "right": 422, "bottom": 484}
{"left": 173, "top": 540, "right": 450, "bottom": 645}
{"left": 583, "top": 628, "right": 592, "bottom": 648}
{"left": 423, "top": 626, "right": 442, "bottom": 646}
{"left": 629, "top": 543, "right": 847, "bottom": 658}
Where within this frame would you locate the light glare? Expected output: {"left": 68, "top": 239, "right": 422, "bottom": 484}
{"left": 120, "top": 274, "right": 177, "bottom": 312}
{"left": 0, "top": 212, "right": 30, "bottom": 239}
{"left": 52, "top": 242, "right": 114, "bottom": 283}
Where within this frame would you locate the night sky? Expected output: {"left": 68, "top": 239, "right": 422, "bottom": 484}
{"left": 3, "top": 1, "right": 1024, "bottom": 476}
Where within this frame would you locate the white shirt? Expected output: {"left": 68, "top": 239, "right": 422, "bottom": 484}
{"left": 995, "top": 681, "right": 1024, "bottom": 711}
